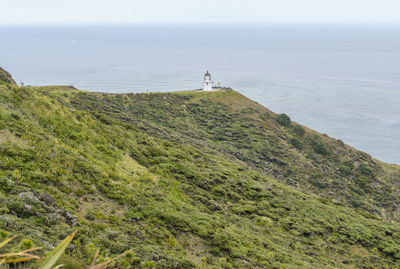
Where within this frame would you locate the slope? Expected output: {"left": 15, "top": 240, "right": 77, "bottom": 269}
{"left": 69, "top": 89, "right": 400, "bottom": 221}
{"left": 0, "top": 66, "right": 17, "bottom": 86}
{"left": 0, "top": 79, "right": 400, "bottom": 268}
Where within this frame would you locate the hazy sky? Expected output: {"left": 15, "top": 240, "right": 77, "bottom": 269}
{"left": 2, "top": 0, "right": 400, "bottom": 24}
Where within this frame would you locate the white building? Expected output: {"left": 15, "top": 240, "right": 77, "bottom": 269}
{"left": 203, "top": 71, "right": 214, "bottom": 91}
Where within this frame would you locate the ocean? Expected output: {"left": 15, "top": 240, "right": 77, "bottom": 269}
{"left": 1, "top": 24, "right": 399, "bottom": 164}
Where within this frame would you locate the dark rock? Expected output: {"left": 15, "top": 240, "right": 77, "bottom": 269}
{"left": 40, "top": 192, "right": 55, "bottom": 205}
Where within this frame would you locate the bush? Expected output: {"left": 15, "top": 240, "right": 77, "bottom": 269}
{"left": 339, "top": 165, "right": 352, "bottom": 176}
{"left": 275, "top": 114, "right": 291, "bottom": 127}
{"left": 310, "top": 178, "right": 329, "bottom": 189}
{"left": 293, "top": 125, "right": 305, "bottom": 136}
{"left": 356, "top": 176, "right": 371, "bottom": 190}
{"left": 359, "top": 163, "right": 373, "bottom": 175}
{"left": 21, "top": 239, "right": 34, "bottom": 249}
{"left": 336, "top": 139, "right": 345, "bottom": 146}
{"left": 289, "top": 138, "right": 303, "bottom": 150}
{"left": 311, "top": 136, "right": 328, "bottom": 155}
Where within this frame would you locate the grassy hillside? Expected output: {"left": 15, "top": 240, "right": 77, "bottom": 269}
{"left": 70, "top": 89, "right": 400, "bottom": 221}
{"left": 0, "top": 67, "right": 17, "bottom": 86}
{"left": 1, "top": 76, "right": 400, "bottom": 268}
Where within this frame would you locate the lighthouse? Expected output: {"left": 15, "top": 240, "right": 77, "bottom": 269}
{"left": 203, "top": 71, "right": 213, "bottom": 91}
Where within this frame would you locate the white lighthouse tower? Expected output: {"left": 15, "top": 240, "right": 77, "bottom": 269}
{"left": 203, "top": 71, "right": 214, "bottom": 91}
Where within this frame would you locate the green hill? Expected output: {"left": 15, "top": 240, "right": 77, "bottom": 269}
{"left": 0, "top": 66, "right": 17, "bottom": 86}
{"left": 1, "top": 71, "right": 400, "bottom": 268}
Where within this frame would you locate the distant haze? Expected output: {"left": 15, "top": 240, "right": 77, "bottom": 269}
{"left": 1, "top": 0, "right": 400, "bottom": 24}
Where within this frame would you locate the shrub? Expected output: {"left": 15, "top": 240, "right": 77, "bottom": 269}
{"left": 0, "top": 230, "right": 9, "bottom": 238}
{"left": 339, "top": 165, "right": 352, "bottom": 176}
{"left": 356, "top": 176, "right": 371, "bottom": 189}
{"left": 275, "top": 114, "right": 291, "bottom": 127}
{"left": 289, "top": 138, "right": 303, "bottom": 150}
{"left": 359, "top": 163, "right": 373, "bottom": 175}
{"left": 310, "top": 178, "right": 329, "bottom": 189}
{"left": 350, "top": 199, "right": 364, "bottom": 208}
{"left": 337, "top": 139, "right": 345, "bottom": 146}
{"left": 21, "top": 239, "right": 34, "bottom": 249}
{"left": 311, "top": 136, "right": 328, "bottom": 155}
{"left": 293, "top": 125, "right": 305, "bottom": 136}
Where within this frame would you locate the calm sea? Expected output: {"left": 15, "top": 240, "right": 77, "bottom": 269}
{"left": 1, "top": 24, "right": 399, "bottom": 164}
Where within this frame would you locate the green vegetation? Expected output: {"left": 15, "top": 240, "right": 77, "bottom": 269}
{"left": 275, "top": 113, "right": 291, "bottom": 127}
{"left": 0, "top": 231, "right": 130, "bottom": 268}
{"left": 293, "top": 125, "right": 305, "bottom": 137}
{"left": 0, "top": 67, "right": 17, "bottom": 86}
{"left": 1, "top": 69, "right": 400, "bottom": 268}
{"left": 289, "top": 137, "right": 303, "bottom": 150}
{"left": 310, "top": 135, "right": 328, "bottom": 155}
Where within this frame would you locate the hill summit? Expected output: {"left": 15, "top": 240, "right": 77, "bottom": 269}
{"left": 0, "top": 68, "right": 400, "bottom": 268}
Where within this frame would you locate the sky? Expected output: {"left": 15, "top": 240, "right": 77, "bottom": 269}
{"left": 1, "top": 0, "right": 400, "bottom": 25}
